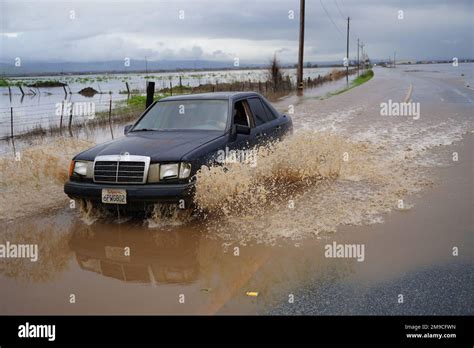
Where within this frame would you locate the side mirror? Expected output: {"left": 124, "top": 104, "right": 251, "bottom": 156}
{"left": 235, "top": 124, "right": 251, "bottom": 135}
{"left": 124, "top": 124, "right": 133, "bottom": 134}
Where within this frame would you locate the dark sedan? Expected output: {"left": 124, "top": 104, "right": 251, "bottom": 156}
{"left": 64, "top": 91, "right": 292, "bottom": 211}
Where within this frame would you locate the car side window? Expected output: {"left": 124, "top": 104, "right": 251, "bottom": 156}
{"left": 247, "top": 97, "right": 269, "bottom": 126}
{"left": 261, "top": 100, "right": 278, "bottom": 120}
{"left": 233, "top": 100, "right": 251, "bottom": 127}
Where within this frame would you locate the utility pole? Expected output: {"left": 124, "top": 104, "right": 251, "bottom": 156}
{"left": 357, "top": 38, "right": 360, "bottom": 77}
{"left": 345, "top": 17, "right": 350, "bottom": 84}
{"left": 145, "top": 56, "right": 148, "bottom": 74}
{"left": 297, "top": 0, "right": 305, "bottom": 93}
{"left": 393, "top": 51, "right": 396, "bottom": 68}
{"left": 360, "top": 42, "right": 364, "bottom": 71}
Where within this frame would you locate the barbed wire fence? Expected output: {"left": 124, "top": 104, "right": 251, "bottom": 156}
{"left": 0, "top": 95, "right": 136, "bottom": 140}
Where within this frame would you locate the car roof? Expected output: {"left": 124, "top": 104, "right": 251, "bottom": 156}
{"left": 160, "top": 91, "right": 262, "bottom": 102}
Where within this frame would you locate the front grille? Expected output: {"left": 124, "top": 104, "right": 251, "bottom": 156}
{"left": 93, "top": 155, "right": 150, "bottom": 184}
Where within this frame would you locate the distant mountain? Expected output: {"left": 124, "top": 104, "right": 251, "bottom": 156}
{"left": 1, "top": 57, "right": 470, "bottom": 77}
{"left": 0, "top": 58, "right": 352, "bottom": 77}
{"left": 0, "top": 59, "right": 264, "bottom": 77}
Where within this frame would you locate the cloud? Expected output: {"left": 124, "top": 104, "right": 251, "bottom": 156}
{"left": 0, "top": 0, "right": 472, "bottom": 64}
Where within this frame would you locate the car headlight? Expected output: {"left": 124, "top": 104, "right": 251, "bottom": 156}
{"left": 72, "top": 161, "right": 93, "bottom": 178}
{"left": 158, "top": 162, "right": 192, "bottom": 180}
{"left": 160, "top": 163, "right": 179, "bottom": 180}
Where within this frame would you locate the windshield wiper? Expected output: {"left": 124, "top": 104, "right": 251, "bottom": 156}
{"left": 131, "top": 128, "right": 157, "bottom": 132}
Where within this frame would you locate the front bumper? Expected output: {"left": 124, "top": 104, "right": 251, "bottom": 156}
{"left": 64, "top": 180, "right": 195, "bottom": 205}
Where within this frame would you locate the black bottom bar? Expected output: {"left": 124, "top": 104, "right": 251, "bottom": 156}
{"left": 1, "top": 316, "right": 473, "bottom": 346}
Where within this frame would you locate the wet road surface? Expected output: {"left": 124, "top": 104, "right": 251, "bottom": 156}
{"left": 0, "top": 64, "right": 473, "bottom": 315}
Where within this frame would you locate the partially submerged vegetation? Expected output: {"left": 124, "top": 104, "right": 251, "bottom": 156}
{"left": 352, "top": 69, "right": 374, "bottom": 86}
{"left": 78, "top": 87, "right": 99, "bottom": 97}
{"left": 26, "top": 80, "right": 67, "bottom": 88}
{"left": 0, "top": 78, "right": 66, "bottom": 87}
{"left": 325, "top": 69, "right": 374, "bottom": 98}
{"left": 125, "top": 94, "right": 170, "bottom": 106}
{"left": 0, "top": 78, "right": 23, "bottom": 87}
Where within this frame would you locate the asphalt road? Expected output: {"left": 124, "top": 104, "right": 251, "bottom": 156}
{"left": 266, "top": 260, "right": 474, "bottom": 315}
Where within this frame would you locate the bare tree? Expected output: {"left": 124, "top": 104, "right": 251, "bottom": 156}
{"left": 267, "top": 54, "right": 284, "bottom": 91}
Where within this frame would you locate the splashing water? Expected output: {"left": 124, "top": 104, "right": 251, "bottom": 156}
{"left": 0, "top": 137, "right": 94, "bottom": 221}
{"left": 77, "top": 200, "right": 113, "bottom": 225}
{"left": 194, "top": 131, "right": 344, "bottom": 217}
{"left": 147, "top": 203, "right": 194, "bottom": 229}
{"left": 193, "top": 130, "right": 432, "bottom": 245}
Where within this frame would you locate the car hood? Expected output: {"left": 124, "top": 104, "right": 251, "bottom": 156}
{"left": 76, "top": 130, "right": 224, "bottom": 162}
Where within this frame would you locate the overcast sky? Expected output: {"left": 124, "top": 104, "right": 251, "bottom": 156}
{"left": 1, "top": 0, "right": 473, "bottom": 64}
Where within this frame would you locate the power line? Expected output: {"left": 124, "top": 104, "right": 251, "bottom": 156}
{"left": 334, "top": 0, "right": 346, "bottom": 20}
{"left": 321, "top": 0, "right": 360, "bottom": 55}
{"left": 319, "top": 0, "right": 344, "bottom": 38}
{"left": 334, "top": 0, "right": 360, "bottom": 48}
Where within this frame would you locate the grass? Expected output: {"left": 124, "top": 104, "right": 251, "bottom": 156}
{"left": 325, "top": 69, "right": 374, "bottom": 98}
{"left": 0, "top": 78, "right": 23, "bottom": 87}
{"left": 351, "top": 69, "right": 374, "bottom": 87}
{"left": 159, "top": 84, "right": 193, "bottom": 94}
{"left": 124, "top": 94, "right": 170, "bottom": 106}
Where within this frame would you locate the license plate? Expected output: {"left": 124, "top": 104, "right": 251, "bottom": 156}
{"left": 101, "top": 188, "right": 127, "bottom": 204}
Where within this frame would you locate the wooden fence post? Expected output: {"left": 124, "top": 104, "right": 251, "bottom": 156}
{"left": 68, "top": 102, "right": 74, "bottom": 137}
{"left": 10, "top": 107, "right": 14, "bottom": 139}
{"left": 146, "top": 81, "right": 155, "bottom": 109}
{"left": 59, "top": 100, "right": 64, "bottom": 134}
{"left": 108, "top": 98, "right": 114, "bottom": 139}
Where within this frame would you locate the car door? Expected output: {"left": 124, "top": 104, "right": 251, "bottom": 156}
{"left": 246, "top": 97, "right": 276, "bottom": 144}
{"left": 260, "top": 97, "right": 291, "bottom": 139}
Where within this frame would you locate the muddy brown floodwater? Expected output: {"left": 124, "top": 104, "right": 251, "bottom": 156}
{"left": 0, "top": 65, "right": 473, "bottom": 314}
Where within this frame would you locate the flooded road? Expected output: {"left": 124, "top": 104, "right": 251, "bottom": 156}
{"left": 0, "top": 64, "right": 473, "bottom": 314}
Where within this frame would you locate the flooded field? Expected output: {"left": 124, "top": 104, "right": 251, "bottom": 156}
{"left": 0, "top": 67, "right": 341, "bottom": 139}
{"left": 0, "top": 63, "right": 473, "bottom": 314}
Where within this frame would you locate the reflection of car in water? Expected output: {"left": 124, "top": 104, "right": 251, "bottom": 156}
{"left": 69, "top": 225, "right": 200, "bottom": 284}
{"left": 64, "top": 92, "right": 293, "bottom": 212}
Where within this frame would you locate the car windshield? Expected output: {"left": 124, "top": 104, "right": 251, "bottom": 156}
{"left": 133, "top": 99, "right": 228, "bottom": 131}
